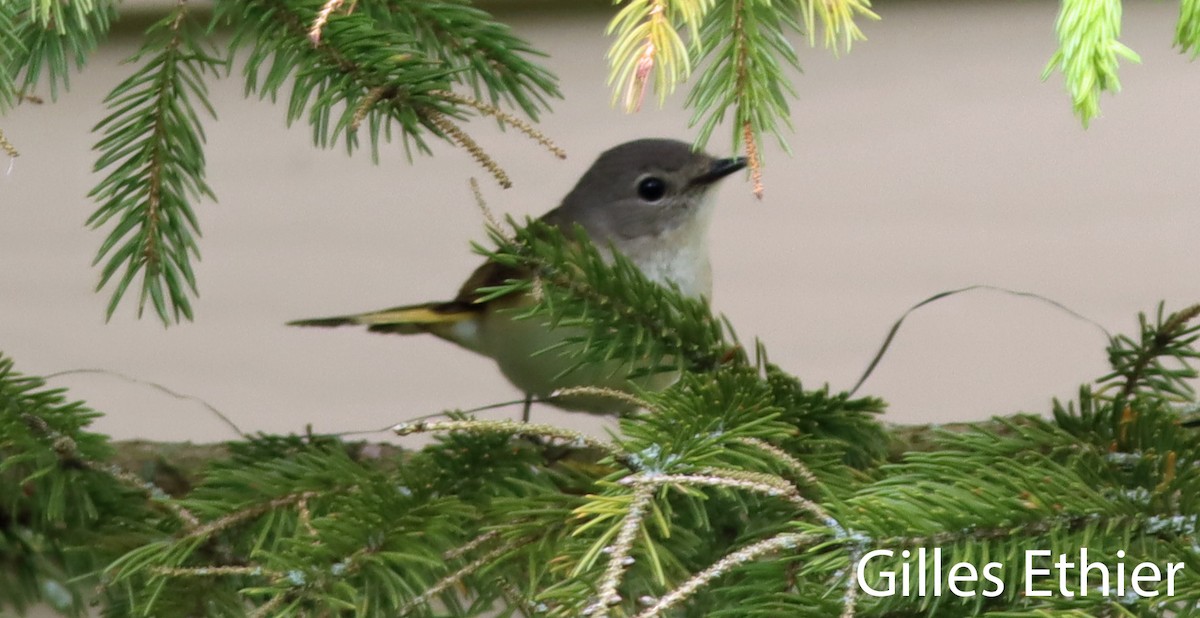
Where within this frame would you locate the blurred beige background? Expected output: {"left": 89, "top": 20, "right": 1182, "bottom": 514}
{"left": 2, "top": 0, "right": 1199, "bottom": 452}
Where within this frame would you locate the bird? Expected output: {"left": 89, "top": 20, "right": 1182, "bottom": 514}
{"left": 289, "top": 138, "right": 746, "bottom": 419}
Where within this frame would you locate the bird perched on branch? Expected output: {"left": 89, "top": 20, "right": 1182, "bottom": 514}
{"left": 289, "top": 138, "right": 746, "bottom": 419}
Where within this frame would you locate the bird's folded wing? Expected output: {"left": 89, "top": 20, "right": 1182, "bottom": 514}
{"left": 453, "top": 259, "right": 531, "bottom": 305}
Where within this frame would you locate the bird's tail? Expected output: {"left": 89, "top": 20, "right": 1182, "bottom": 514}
{"left": 287, "top": 301, "right": 479, "bottom": 335}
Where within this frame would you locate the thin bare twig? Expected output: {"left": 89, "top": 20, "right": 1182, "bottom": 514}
{"left": 46, "top": 368, "right": 245, "bottom": 438}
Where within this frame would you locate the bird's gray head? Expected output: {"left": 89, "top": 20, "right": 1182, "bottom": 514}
{"left": 554, "top": 138, "right": 747, "bottom": 241}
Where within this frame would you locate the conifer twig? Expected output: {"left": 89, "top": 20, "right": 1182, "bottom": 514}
{"left": 427, "top": 112, "right": 512, "bottom": 188}
{"left": 308, "top": 0, "right": 346, "bottom": 45}
{"left": 20, "top": 412, "right": 201, "bottom": 528}
{"left": 99, "top": 462, "right": 201, "bottom": 528}
{"left": 298, "top": 494, "right": 318, "bottom": 537}
{"left": 550, "top": 386, "right": 654, "bottom": 412}
{"left": 392, "top": 418, "right": 622, "bottom": 457}
{"left": 185, "top": 492, "right": 319, "bottom": 540}
{"left": 585, "top": 484, "right": 655, "bottom": 617}
{"left": 399, "top": 540, "right": 527, "bottom": 616}
{"left": 631, "top": 532, "right": 819, "bottom": 617}
{"left": 737, "top": 437, "right": 820, "bottom": 487}
{"left": 494, "top": 577, "right": 545, "bottom": 617}
{"left": 152, "top": 565, "right": 278, "bottom": 578}
{"left": 248, "top": 590, "right": 289, "bottom": 618}
{"left": 435, "top": 90, "right": 565, "bottom": 159}
{"left": 1112, "top": 303, "right": 1200, "bottom": 403}
{"left": 623, "top": 470, "right": 830, "bottom": 522}
{"left": 444, "top": 531, "right": 500, "bottom": 561}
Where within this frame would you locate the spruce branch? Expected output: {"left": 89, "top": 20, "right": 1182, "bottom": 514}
{"left": 246, "top": 590, "right": 290, "bottom": 618}
{"left": 179, "top": 491, "right": 318, "bottom": 541}
{"left": 481, "top": 220, "right": 887, "bottom": 471}
{"left": 471, "top": 178, "right": 519, "bottom": 246}
{"left": 68, "top": 0, "right": 563, "bottom": 323}
{"left": 607, "top": 0, "right": 705, "bottom": 112}
{"left": 1043, "top": 0, "right": 1141, "bottom": 127}
{"left": 221, "top": 0, "right": 458, "bottom": 157}
{"left": 494, "top": 577, "right": 545, "bottom": 617}
{"left": 219, "top": 0, "right": 558, "bottom": 182}
{"left": 687, "top": 0, "right": 800, "bottom": 194}
{"left": 87, "top": 0, "right": 221, "bottom": 324}
{"left": 6, "top": 296, "right": 1200, "bottom": 616}
{"left": 7, "top": 0, "right": 118, "bottom": 104}
{"left": 152, "top": 564, "right": 280, "bottom": 578}
{"left": 360, "top": 0, "right": 560, "bottom": 120}
{"left": 349, "top": 84, "right": 385, "bottom": 132}
{"left": 1098, "top": 303, "right": 1200, "bottom": 407}
{"left": 0, "top": 354, "right": 161, "bottom": 614}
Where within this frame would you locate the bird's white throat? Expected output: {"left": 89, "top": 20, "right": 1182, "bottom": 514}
{"left": 616, "top": 191, "right": 716, "bottom": 300}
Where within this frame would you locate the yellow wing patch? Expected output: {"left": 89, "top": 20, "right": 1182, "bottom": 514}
{"left": 355, "top": 305, "right": 474, "bottom": 326}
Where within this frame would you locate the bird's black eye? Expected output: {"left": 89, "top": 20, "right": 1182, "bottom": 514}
{"left": 637, "top": 177, "right": 667, "bottom": 202}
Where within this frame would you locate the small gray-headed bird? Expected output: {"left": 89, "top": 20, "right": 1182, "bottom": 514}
{"left": 289, "top": 138, "right": 746, "bottom": 417}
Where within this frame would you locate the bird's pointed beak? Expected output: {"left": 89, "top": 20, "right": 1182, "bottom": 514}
{"left": 691, "top": 156, "right": 748, "bottom": 186}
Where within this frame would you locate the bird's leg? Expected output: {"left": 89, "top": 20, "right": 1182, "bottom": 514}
{"left": 522, "top": 393, "right": 533, "bottom": 423}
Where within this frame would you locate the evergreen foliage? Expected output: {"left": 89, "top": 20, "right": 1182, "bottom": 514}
{"left": 88, "top": 2, "right": 222, "bottom": 323}
{"left": 3, "top": 2, "right": 1199, "bottom": 616}
{"left": 2, "top": 222, "right": 1198, "bottom": 616}
{"left": 2, "top": 0, "right": 562, "bottom": 324}
{"left": 2, "top": 0, "right": 1197, "bottom": 322}
{"left": 0, "top": 356, "right": 159, "bottom": 616}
